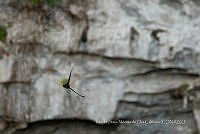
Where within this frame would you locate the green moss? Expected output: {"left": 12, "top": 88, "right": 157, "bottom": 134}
{"left": 29, "top": 0, "right": 45, "bottom": 4}
{"left": 0, "top": 26, "right": 7, "bottom": 42}
{"left": 47, "top": 0, "right": 62, "bottom": 6}
{"left": 171, "top": 83, "right": 190, "bottom": 99}
{"left": 29, "top": 0, "right": 62, "bottom": 6}
{"left": 178, "top": 83, "right": 189, "bottom": 92}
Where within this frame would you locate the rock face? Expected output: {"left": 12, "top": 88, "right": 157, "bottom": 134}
{"left": 0, "top": 0, "right": 200, "bottom": 134}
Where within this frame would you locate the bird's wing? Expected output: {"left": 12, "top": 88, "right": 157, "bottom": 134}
{"left": 69, "top": 87, "right": 85, "bottom": 97}
{"left": 66, "top": 67, "right": 74, "bottom": 85}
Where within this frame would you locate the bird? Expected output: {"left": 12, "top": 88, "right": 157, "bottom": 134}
{"left": 59, "top": 67, "right": 85, "bottom": 97}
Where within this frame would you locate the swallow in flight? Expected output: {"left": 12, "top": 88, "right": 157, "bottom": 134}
{"left": 61, "top": 67, "right": 85, "bottom": 97}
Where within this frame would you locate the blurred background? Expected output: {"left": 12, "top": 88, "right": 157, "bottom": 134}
{"left": 0, "top": 0, "right": 200, "bottom": 134}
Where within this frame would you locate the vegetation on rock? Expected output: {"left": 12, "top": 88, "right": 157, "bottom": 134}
{"left": 29, "top": 0, "right": 62, "bottom": 6}
{"left": 0, "top": 26, "right": 7, "bottom": 42}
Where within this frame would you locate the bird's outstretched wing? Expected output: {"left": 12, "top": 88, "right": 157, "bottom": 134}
{"left": 64, "top": 67, "right": 85, "bottom": 97}
{"left": 69, "top": 87, "right": 85, "bottom": 97}
{"left": 66, "top": 67, "right": 74, "bottom": 85}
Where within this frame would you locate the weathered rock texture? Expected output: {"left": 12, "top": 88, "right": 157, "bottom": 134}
{"left": 0, "top": 0, "right": 200, "bottom": 134}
